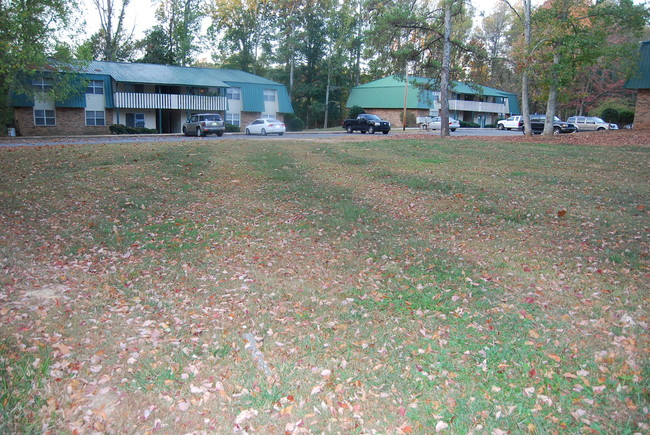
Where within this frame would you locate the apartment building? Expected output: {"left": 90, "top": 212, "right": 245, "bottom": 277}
{"left": 10, "top": 61, "right": 293, "bottom": 136}
{"left": 346, "top": 76, "right": 519, "bottom": 127}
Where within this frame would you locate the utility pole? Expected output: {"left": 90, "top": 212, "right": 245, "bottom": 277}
{"left": 402, "top": 65, "right": 409, "bottom": 131}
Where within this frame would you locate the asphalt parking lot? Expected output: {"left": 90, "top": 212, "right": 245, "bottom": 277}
{"left": 0, "top": 128, "right": 523, "bottom": 147}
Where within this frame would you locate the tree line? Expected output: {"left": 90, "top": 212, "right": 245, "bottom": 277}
{"left": 1, "top": 0, "right": 648, "bottom": 134}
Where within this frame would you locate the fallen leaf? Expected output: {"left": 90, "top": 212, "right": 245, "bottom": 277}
{"left": 235, "top": 409, "right": 257, "bottom": 425}
{"left": 548, "top": 353, "right": 561, "bottom": 363}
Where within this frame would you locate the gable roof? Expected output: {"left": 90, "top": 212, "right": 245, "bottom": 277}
{"left": 346, "top": 75, "right": 520, "bottom": 114}
{"left": 624, "top": 40, "right": 650, "bottom": 89}
{"left": 83, "top": 61, "right": 291, "bottom": 88}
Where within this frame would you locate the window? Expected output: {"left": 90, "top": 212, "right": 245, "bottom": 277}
{"left": 263, "top": 89, "right": 276, "bottom": 102}
{"left": 126, "top": 113, "right": 145, "bottom": 128}
{"left": 86, "top": 80, "right": 104, "bottom": 94}
{"left": 86, "top": 110, "right": 106, "bottom": 126}
{"left": 262, "top": 113, "right": 275, "bottom": 120}
{"left": 32, "top": 78, "right": 53, "bottom": 92}
{"left": 227, "top": 87, "right": 241, "bottom": 100}
{"left": 34, "top": 109, "right": 55, "bottom": 126}
{"left": 226, "top": 113, "right": 240, "bottom": 127}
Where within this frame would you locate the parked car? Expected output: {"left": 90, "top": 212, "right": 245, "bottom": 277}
{"left": 518, "top": 115, "right": 577, "bottom": 134}
{"left": 425, "top": 116, "right": 460, "bottom": 132}
{"left": 245, "top": 118, "right": 286, "bottom": 136}
{"left": 566, "top": 116, "right": 610, "bottom": 132}
{"left": 496, "top": 115, "right": 522, "bottom": 130}
{"left": 183, "top": 113, "right": 225, "bottom": 137}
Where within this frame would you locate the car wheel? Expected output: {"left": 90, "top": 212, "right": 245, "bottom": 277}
{"left": 346, "top": 125, "right": 353, "bottom": 134}
{"left": 553, "top": 126, "right": 561, "bottom": 135}
{"left": 182, "top": 126, "right": 189, "bottom": 136}
{"left": 368, "top": 126, "right": 375, "bottom": 134}
{"left": 361, "top": 130, "right": 367, "bottom": 134}
{"left": 382, "top": 130, "right": 389, "bottom": 135}
{"left": 279, "top": 132, "right": 284, "bottom": 136}
{"left": 597, "top": 127, "right": 606, "bottom": 131}
{"left": 245, "top": 128, "right": 251, "bottom": 135}
{"left": 261, "top": 128, "right": 267, "bottom": 136}
{"left": 497, "top": 124, "right": 504, "bottom": 130}
{"left": 451, "top": 128, "right": 456, "bottom": 132}
{"left": 216, "top": 131, "right": 224, "bottom": 137}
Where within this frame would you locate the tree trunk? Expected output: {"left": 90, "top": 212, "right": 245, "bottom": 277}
{"left": 521, "top": 0, "right": 532, "bottom": 136}
{"left": 324, "top": 69, "right": 331, "bottom": 129}
{"left": 543, "top": 51, "right": 560, "bottom": 136}
{"left": 440, "top": 0, "right": 452, "bottom": 137}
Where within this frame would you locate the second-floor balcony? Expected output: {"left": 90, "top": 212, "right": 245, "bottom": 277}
{"left": 114, "top": 92, "right": 228, "bottom": 111}
{"left": 434, "top": 99, "right": 509, "bottom": 114}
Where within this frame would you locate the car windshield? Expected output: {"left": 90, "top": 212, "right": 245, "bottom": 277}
{"left": 204, "top": 115, "right": 221, "bottom": 121}
{"left": 591, "top": 117, "right": 605, "bottom": 123}
{"left": 365, "top": 115, "right": 381, "bottom": 121}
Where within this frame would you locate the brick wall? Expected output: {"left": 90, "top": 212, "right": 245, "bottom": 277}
{"left": 364, "top": 108, "right": 429, "bottom": 128}
{"left": 634, "top": 89, "right": 650, "bottom": 130}
{"left": 14, "top": 107, "right": 112, "bottom": 136}
{"left": 241, "top": 112, "right": 262, "bottom": 128}
{"left": 240, "top": 112, "right": 287, "bottom": 128}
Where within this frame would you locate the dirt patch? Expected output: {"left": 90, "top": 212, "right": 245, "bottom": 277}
{"left": 23, "top": 284, "right": 69, "bottom": 300}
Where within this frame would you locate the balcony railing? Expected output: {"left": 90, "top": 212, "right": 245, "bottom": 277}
{"left": 434, "top": 100, "right": 509, "bottom": 114}
{"left": 113, "top": 92, "right": 227, "bottom": 111}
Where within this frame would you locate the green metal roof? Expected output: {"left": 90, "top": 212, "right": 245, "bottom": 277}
{"left": 346, "top": 76, "right": 432, "bottom": 109}
{"left": 346, "top": 75, "right": 520, "bottom": 114}
{"left": 84, "top": 61, "right": 229, "bottom": 87}
{"left": 624, "top": 40, "right": 650, "bottom": 89}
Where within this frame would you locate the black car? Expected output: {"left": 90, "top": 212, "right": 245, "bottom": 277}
{"left": 518, "top": 115, "right": 577, "bottom": 134}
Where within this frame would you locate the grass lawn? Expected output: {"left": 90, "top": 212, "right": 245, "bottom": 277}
{"left": 0, "top": 137, "right": 648, "bottom": 433}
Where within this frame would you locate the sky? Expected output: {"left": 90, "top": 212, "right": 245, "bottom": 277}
{"left": 79, "top": 0, "right": 508, "bottom": 41}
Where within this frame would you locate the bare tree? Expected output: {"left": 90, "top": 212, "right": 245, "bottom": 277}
{"left": 90, "top": 0, "right": 134, "bottom": 61}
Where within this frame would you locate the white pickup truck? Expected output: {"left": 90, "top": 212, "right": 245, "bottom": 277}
{"left": 496, "top": 115, "right": 522, "bottom": 130}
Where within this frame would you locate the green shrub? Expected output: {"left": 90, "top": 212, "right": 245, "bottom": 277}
{"left": 283, "top": 113, "right": 304, "bottom": 132}
{"left": 618, "top": 110, "right": 634, "bottom": 125}
{"left": 601, "top": 108, "right": 619, "bottom": 124}
{"left": 287, "top": 117, "right": 305, "bottom": 132}
{"left": 109, "top": 124, "right": 127, "bottom": 134}
{"left": 485, "top": 124, "right": 496, "bottom": 128}
{"left": 225, "top": 123, "right": 240, "bottom": 132}
{"left": 459, "top": 121, "right": 480, "bottom": 128}
{"left": 348, "top": 105, "right": 365, "bottom": 119}
{"left": 109, "top": 124, "right": 157, "bottom": 135}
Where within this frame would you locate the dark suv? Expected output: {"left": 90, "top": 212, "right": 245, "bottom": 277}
{"left": 518, "top": 115, "right": 577, "bottom": 134}
{"left": 183, "top": 113, "right": 225, "bottom": 137}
